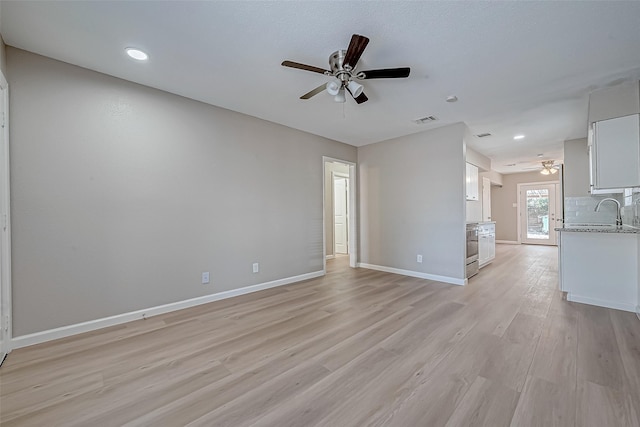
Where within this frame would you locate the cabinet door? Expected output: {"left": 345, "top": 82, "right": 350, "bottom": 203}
{"left": 488, "top": 234, "right": 496, "bottom": 260}
{"left": 478, "top": 235, "right": 488, "bottom": 263}
{"left": 466, "top": 163, "right": 479, "bottom": 201}
{"left": 482, "top": 177, "right": 492, "bottom": 221}
{"left": 591, "top": 114, "right": 640, "bottom": 189}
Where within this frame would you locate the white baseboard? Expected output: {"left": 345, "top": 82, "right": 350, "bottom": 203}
{"left": 357, "top": 263, "right": 466, "bottom": 286}
{"left": 567, "top": 293, "right": 637, "bottom": 313}
{"left": 11, "top": 270, "right": 324, "bottom": 349}
{"left": 496, "top": 240, "right": 519, "bottom": 245}
{"left": 325, "top": 255, "right": 335, "bottom": 260}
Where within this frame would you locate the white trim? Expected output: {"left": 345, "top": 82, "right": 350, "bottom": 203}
{"left": 0, "top": 71, "right": 11, "bottom": 356}
{"left": 567, "top": 293, "right": 637, "bottom": 313}
{"left": 11, "top": 270, "right": 324, "bottom": 349}
{"left": 517, "top": 181, "right": 561, "bottom": 246}
{"left": 357, "top": 263, "right": 466, "bottom": 286}
{"left": 496, "top": 240, "right": 520, "bottom": 245}
{"left": 322, "top": 157, "right": 357, "bottom": 272}
{"left": 325, "top": 255, "right": 335, "bottom": 260}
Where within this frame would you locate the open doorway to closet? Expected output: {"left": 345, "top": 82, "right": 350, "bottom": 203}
{"left": 323, "top": 157, "right": 357, "bottom": 271}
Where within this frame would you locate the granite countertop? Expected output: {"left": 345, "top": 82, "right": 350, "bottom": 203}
{"left": 555, "top": 224, "right": 640, "bottom": 234}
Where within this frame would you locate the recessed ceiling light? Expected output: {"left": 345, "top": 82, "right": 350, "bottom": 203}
{"left": 513, "top": 134, "right": 525, "bottom": 140}
{"left": 125, "top": 48, "right": 148, "bottom": 61}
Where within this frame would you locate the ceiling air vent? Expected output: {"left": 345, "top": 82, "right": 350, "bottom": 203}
{"left": 414, "top": 115, "right": 438, "bottom": 124}
{"left": 475, "top": 133, "right": 492, "bottom": 138}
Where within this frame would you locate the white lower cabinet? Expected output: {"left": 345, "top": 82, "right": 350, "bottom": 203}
{"left": 559, "top": 231, "right": 638, "bottom": 312}
{"left": 478, "top": 222, "right": 495, "bottom": 268}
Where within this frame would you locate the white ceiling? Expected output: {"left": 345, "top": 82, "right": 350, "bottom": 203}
{"left": 2, "top": 1, "right": 640, "bottom": 173}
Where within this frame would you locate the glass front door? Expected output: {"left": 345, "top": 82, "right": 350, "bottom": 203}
{"left": 520, "top": 183, "right": 558, "bottom": 245}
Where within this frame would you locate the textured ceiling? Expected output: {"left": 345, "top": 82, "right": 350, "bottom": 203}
{"left": 2, "top": 1, "right": 640, "bottom": 173}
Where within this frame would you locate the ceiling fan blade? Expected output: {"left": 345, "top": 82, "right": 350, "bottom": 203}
{"left": 300, "top": 84, "right": 327, "bottom": 100}
{"left": 343, "top": 34, "right": 370, "bottom": 69}
{"left": 358, "top": 67, "right": 411, "bottom": 79}
{"left": 347, "top": 86, "right": 368, "bottom": 104}
{"left": 354, "top": 92, "right": 368, "bottom": 104}
{"left": 282, "top": 60, "right": 330, "bottom": 75}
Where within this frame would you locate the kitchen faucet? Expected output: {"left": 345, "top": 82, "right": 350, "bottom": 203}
{"left": 594, "top": 198, "right": 622, "bottom": 227}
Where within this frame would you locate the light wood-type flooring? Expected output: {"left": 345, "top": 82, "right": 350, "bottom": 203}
{"left": 1, "top": 244, "right": 639, "bottom": 426}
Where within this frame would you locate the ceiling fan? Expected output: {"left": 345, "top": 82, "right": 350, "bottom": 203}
{"left": 281, "top": 34, "right": 410, "bottom": 105}
{"left": 524, "top": 160, "right": 561, "bottom": 175}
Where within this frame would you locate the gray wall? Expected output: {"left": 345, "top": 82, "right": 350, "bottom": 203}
{"left": 8, "top": 47, "right": 356, "bottom": 336}
{"left": 563, "top": 138, "right": 590, "bottom": 197}
{"left": 358, "top": 123, "right": 466, "bottom": 281}
{"left": 492, "top": 171, "right": 560, "bottom": 241}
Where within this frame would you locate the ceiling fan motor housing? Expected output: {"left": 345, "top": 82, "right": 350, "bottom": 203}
{"left": 329, "top": 50, "right": 353, "bottom": 83}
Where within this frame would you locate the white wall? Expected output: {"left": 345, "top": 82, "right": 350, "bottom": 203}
{"left": 7, "top": 48, "right": 356, "bottom": 336}
{"left": 358, "top": 123, "right": 466, "bottom": 282}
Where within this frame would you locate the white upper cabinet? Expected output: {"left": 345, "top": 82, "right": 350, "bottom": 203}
{"left": 587, "top": 81, "right": 640, "bottom": 189}
{"left": 466, "top": 162, "right": 479, "bottom": 201}
{"left": 589, "top": 114, "right": 640, "bottom": 189}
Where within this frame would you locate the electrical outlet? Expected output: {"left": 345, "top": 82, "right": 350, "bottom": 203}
{"left": 417, "top": 254, "right": 423, "bottom": 263}
{"left": 201, "top": 272, "right": 210, "bottom": 284}
{"left": 252, "top": 263, "right": 259, "bottom": 273}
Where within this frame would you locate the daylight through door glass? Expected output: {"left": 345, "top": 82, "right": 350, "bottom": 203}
{"left": 526, "top": 189, "right": 550, "bottom": 240}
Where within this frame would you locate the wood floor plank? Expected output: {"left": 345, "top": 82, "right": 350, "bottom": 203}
{"left": 576, "top": 379, "right": 639, "bottom": 427}
{"left": 528, "top": 310, "right": 578, "bottom": 385}
{"left": 0, "top": 245, "right": 638, "bottom": 426}
{"left": 444, "top": 376, "right": 521, "bottom": 427}
{"left": 510, "top": 375, "right": 576, "bottom": 427}
{"left": 576, "top": 303, "right": 627, "bottom": 390}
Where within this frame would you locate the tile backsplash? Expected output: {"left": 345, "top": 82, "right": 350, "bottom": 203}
{"left": 564, "top": 194, "right": 634, "bottom": 225}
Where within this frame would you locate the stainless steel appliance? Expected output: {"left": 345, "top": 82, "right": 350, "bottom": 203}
{"left": 466, "top": 223, "right": 479, "bottom": 278}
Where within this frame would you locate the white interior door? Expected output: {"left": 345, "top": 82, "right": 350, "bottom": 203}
{"left": 520, "top": 183, "right": 558, "bottom": 245}
{"left": 333, "top": 175, "right": 348, "bottom": 254}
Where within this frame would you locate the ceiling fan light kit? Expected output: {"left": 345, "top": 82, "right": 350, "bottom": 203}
{"left": 282, "top": 34, "right": 411, "bottom": 105}
{"left": 540, "top": 160, "right": 558, "bottom": 175}
{"left": 326, "top": 81, "right": 340, "bottom": 96}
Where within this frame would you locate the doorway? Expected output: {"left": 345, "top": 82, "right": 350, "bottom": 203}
{"left": 323, "top": 157, "right": 357, "bottom": 271}
{"left": 333, "top": 174, "right": 349, "bottom": 254}
{"left": 518, "top": 182, "right": 560, "bottom": 245}
{"left": 0, "top": 71, "right": 10, "bottom": 361}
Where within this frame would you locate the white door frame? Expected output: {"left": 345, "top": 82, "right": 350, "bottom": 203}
{"left": 517, "top": 181, "right": 560, "bottom": 245}
{"left": 0, "top": 70, "right": 12, "bottom": 358}
{"left": 332, "top": 172, "right": 349, "bottom": 255}
{"left": 323, "top": 157, "right": 357, "bottom": 272}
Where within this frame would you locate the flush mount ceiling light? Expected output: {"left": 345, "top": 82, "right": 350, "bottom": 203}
{"left": 445, "top": 95, "right": 458, "bottom": 103}
{"left": 540, "top": 160, "right": 558, "bottom": 175}
{"left": 513, "top": 134, "right": 525, "bottom": 140}
{"left": 125, "top": 48, "right": 148, "bottom": 61}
